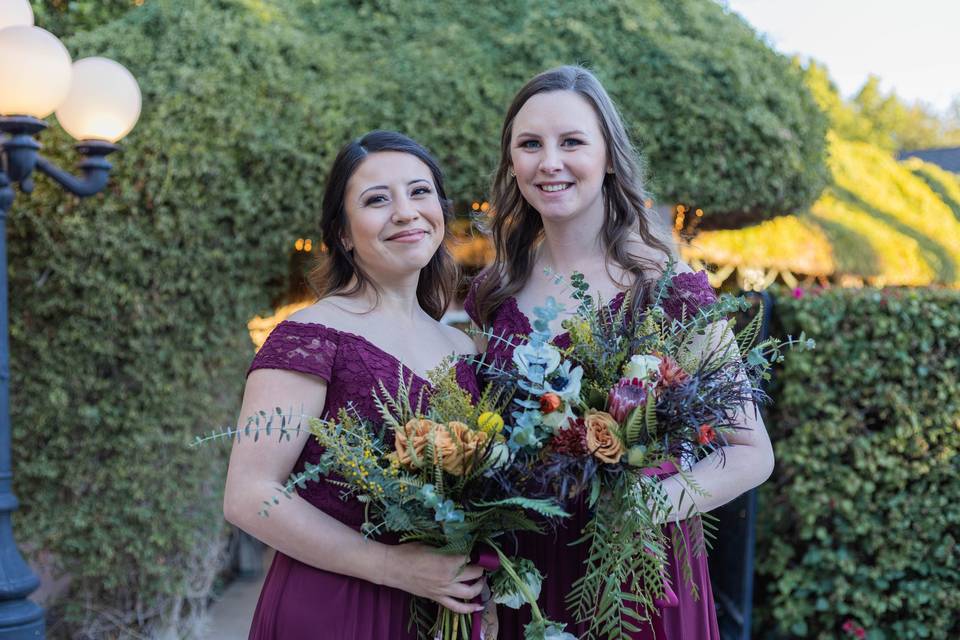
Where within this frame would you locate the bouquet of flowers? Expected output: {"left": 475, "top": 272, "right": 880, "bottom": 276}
{"left": 200, "top": 362, "right": 577, "bottom": 640}
{"left": 479, "top": 267, "right": 814, "bottom": 639}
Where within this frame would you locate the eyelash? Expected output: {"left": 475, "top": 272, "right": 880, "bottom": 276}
{"left": 518, "top": 138, "right": 584, "bottom": 149}
{"left": 363, "top": 186, "right": 432, "bottom": 206}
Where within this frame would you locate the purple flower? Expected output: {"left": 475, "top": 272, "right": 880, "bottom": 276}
{"left": 663, "top": 271, "right": 717, "bottom": 321}
{"left": 792, "top": 287, "right": 805, "bottom": 299}
{"left": 607, "top": 378, "right": 648, "bottom": 424}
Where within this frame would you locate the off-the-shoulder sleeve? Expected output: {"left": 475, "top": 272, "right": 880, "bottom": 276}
{"left": 247, "top": 321, "right": 339, "bottom": 382}
{"left": 663, "top": 271, "right": 717, "bottom": 321}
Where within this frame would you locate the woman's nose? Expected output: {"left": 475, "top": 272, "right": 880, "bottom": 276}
{"left": 539, "top": 146, "right": 562, "bottom": 173}
{"left": 391, "top": 197, "right": 419, "bottom": 223}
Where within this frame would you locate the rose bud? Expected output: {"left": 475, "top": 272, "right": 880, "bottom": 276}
{"left": 697, "top": 424, "right": 717, "bottom": 445}
{"left": 539, "top": 392, "right": 562, "bottom": 414}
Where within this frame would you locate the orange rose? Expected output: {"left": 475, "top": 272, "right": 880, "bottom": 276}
{"left": 438, "top": 421, "right": 489, "bottom": 475}
{"left": 584, "top": 409, "right": 624, "bottom": 464}
{"left": 395, "top": 420, "right": 490, "bottom": 475}
{"left": 393, "top": 418, "right": 437, "bottom": 469}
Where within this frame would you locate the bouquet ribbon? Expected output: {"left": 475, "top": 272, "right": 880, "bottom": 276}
{"left": 470, "top": 546, "right": 501, "bottom": 640}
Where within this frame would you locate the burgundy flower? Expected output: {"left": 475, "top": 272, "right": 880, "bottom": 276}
{"left": 551, "top": 419, "right": 588, "bottom": 456}
{"left": 842, "top": 620, "right": 855, "bottom": 633}
{"left": 607, "top": 378, "right": 648, "bottom": 423}
{"left": 854, "top": 629, "right": 866, "bottom": 640}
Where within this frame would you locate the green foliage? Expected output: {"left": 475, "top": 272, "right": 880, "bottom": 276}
{"left": 6, "top": 0, "right": 829, "bottom": 634}
{"left": 803, "top": 63, "right": 960, "bottom": 152}
{"left": 688, "top": 133, "right": 960, "bottom": 285}
{"left": 29, "top": 0, "right": 144, "bottom": 37}
{"left": 755, "top": 287, "right": 960, "bottom": 639}
{"left": 266, "top": 0, "right": 826, "bottom": 227}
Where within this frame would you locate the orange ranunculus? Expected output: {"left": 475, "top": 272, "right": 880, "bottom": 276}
{"left": 540, "top": 392, "right": 562, "bottom": 414}
{"left": 584, "top": 409, "right": 624, "bottom": 464}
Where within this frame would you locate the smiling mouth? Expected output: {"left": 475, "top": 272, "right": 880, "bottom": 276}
{"left": 538, "top": 183, "right": 572, "bottom": 193}
{"left": 386, "top": 229, "right": 429, "bottom": 241}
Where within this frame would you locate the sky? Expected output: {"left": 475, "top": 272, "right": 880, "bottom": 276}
{"left": 720, "top": 0, "right": 960, "bottom": 115}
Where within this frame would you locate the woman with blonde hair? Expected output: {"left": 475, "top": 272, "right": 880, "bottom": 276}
{"left": 466, "top": 66, "right": 774, "bottom": 639}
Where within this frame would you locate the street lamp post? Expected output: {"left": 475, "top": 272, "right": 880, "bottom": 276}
{"left": 0, "top": 1, "right": 141, "bottom": 636}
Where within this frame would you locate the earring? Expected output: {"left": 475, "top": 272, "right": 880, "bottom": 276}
{"left": 606, "top": 167, "right": 614, "bottom": 174}
{"left": 508, "top": 168, "right": 516, "bottom": 177}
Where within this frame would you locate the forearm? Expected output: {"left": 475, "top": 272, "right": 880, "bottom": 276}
{"left": 659, "top": 440, "right": 774, "bottom": 523}
{"left": 225, "top": 482, "right": 390, "bottom": 586}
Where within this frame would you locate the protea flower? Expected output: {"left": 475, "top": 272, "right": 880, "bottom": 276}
{"left": 658, "top": 355, "right": 689, "bottom": 387}
{"left": 607, "top": 378, "right": 649, "bottom": 424}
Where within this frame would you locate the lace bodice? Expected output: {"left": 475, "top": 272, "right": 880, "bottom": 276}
{"left": 247, "top": 320, "right": 480, "bottom": 529}
{"left": 463, "top": 270, "right": 718, "bottom": 369}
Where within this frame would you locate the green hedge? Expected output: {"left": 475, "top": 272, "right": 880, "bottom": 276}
{"left": 29, "top": 0, "right": 142, "bottom": 37}
{"left": 756, "top": 287, "right": 960, "bottom": 639}
{"left": 7, "top": 0, "right": 830, "bottom": 635}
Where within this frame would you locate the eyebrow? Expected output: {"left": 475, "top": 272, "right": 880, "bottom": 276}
{"left": 515, "top": 129, "right": 589, "bottom": 138}
{"left": 359, "top": 178, "right": 432, "bottom": 199}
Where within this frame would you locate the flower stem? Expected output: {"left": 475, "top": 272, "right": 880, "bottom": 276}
{"left": 486, "top": 541, "right": 545, "bottom": 624}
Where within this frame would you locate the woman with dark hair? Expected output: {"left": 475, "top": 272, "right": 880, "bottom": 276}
{"left": 466, "top": 66, "right": 774, "bottom": 638}
{"left": 224, "top": 131, "right": 491, "bottom": 639}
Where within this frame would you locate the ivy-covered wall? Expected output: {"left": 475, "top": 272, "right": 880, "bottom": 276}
{"left": 7, "top": 0, "right": 828, "bottom": 636}
{"left": 756, "top": 287, "right": 960, "bottom": 639}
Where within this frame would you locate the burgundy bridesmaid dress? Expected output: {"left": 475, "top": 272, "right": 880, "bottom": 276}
{"left": 464, "top": 271, "right": 721, "bottom": 640}
{"left": 244, "top": 320, "right": 480, "bottom": 640}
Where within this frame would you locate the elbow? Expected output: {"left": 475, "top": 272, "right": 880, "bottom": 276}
{"left": 222, "top": 483, "right": 248, "bottom": 530}
{"left": 752, "top": 443, "right": 775, "bottom": 489}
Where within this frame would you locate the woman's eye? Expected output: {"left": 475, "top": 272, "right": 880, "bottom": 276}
{"left": 519, "top": 140, "right": 541, "bottom": 149}
{"left": 364, "top": 194, "right": 387, "bottom": 206}
{"left": 562, "top": 138, "right": 584, "bottom": 147}
{"left": 411, "top": 186, "right": 432, "bottom": 197}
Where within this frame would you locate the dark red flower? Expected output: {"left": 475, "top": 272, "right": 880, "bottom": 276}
{"left": 854, "top": 628, "right": 866, "bottom": 640}
{"left": 697, "top": 424, "right": 716, "bottom": 445}
{"left": 551, "top": 419, "right": 589, "bottom": 456}
{"left": 842, "top": 620, "right": 855, "bottom": 633}
{"left": 539, "top": 392, "right": 562, "bottom": 414}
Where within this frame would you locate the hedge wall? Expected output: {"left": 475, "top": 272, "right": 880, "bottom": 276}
{"left": 7, "top": 0, "right": 829, "bottom": 636}
{"left": 756, "top": 287, "right": 960, "bottom": 639}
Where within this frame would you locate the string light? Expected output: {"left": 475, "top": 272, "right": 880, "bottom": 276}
{"left": 294, "top": 238, "right": 304, "bottom": 251}
{"left": 471, "top": 201, "right": 480, "bottom": 211}
{"left": 480, "top": 201, "right": 490, "bottom": 212}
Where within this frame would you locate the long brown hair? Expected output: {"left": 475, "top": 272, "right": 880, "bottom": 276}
{"left": 308, "top": 130, "right": 457, "bottom": 320}
{"left": 473, "top": 65, "right": 674, "bottom": 327}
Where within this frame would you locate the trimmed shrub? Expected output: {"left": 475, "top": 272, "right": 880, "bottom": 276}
{"left": 7, "top": 0, "right": 829, "bottom": 635}
{"left": 755, "top": 287, "right": 960, "bottom": 639}
{"left": 689, "top": 135, "right": 960, "bottom": 285}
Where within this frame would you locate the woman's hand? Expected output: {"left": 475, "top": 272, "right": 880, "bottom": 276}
{"left": 382, "top": 543, "right": 487, "bottom": 614}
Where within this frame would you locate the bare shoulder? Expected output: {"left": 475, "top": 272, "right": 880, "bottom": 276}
{"left": 285, "top": 297, "right": 364, "bottom": 329}
{"left": 439, "top": 322, "right": 478, "bottom": 356}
